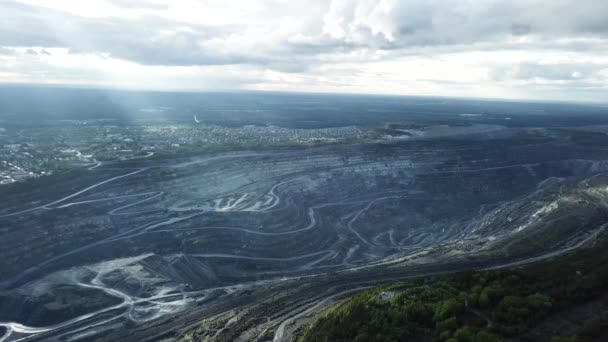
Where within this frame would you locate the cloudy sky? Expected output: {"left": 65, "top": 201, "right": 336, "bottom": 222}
{"left": 0, "top": 0, "right": 607, "bottom": 102}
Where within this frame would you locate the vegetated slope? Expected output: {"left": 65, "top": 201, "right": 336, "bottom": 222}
{"left": 299, "top": 233, "right": 608, "bottom": 342}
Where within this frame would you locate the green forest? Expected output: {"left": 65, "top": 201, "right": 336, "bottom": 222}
{"left": 300, "top": 236, "right": 608, "bottom": 342}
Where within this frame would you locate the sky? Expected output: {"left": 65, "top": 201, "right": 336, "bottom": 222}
{"left": 0, "top": 0, "right": 607, "bottom": 102}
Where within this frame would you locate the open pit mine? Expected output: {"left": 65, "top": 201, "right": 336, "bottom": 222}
{"left": 2, "top": 124, "right": 608, "bottom": 342}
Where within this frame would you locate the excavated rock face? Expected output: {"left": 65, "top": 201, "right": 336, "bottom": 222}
{"left": 461, "top": 172, "right": 608, "bottom": 254}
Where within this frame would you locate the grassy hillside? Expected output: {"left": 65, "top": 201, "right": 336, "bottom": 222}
{"left": 299, "top": 236, "right": 608, "bottom": 342}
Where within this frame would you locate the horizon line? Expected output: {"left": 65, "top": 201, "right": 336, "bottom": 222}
{"left": 0, "top": 81, "right": 606, "bottom": 107}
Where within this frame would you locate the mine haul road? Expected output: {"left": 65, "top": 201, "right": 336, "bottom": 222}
{"left": 93, "top": 253, "right": 513, "bottom": 342}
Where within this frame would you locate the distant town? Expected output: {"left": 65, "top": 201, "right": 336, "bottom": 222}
{"left": 0, "top": 120, "right": 374, "bottom": 185}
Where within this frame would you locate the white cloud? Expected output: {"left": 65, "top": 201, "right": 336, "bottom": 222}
{"left": 0, "top": 0, "right": 606, "bottom": 102}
